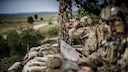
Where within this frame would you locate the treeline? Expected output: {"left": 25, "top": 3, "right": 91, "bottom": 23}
{"left": 74, "top": 0, "right": 128, "bottom": 15}
{"left": 73, "top": 0, "right": 128, "bottom": 24}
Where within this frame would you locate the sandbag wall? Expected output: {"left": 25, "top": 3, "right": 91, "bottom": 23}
{"left": 8, "top": 43, "right": 59, "bottom": 72}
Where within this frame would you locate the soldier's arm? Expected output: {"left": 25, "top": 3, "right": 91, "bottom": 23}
{"left": 84, "top": 49, "right": 105, "bottom": 68}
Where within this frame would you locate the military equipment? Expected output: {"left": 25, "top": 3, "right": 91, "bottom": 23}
{"left": 100, "top": 6, "right": 111, "bottom": 21}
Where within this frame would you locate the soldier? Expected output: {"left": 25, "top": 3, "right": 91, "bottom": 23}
{"left": 83, "top": 1, "right": 128, "bottom": 72}
{"left": 79, "top": 16, "right": 97, "bottom": 56}
{"left": 68, "top": 18, "right": 83, "bottom": 38}
{"left": 68, "top": 16, "right": 96, "bottom": 47}
{"left": 68, "top": 18, "right": 85, "bottom": 45}
{"left": 100, "top": 0, "right": 128, "bottom": 66}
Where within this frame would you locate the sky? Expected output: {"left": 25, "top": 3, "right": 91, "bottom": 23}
{"left": 0, "top": 0, "right": 78, "bottom": 14}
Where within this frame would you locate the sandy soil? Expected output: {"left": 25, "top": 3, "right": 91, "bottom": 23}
{"left": 33, "top": 22, "right": 48, "bottom": 30}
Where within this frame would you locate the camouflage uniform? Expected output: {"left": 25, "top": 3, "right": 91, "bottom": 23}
{"left": 84, "top": 38, "right": 128, "bottom": 72}
{"left": 84, "top": 2, "right": 128, "bottom": 72}
{"left": 68, "top": 17, "right": 94, "bottom": 46}
{"left": 74, "top": 15, "right": 98, "bottom": 56}
{"left": 82, "top": 26, "right": 97, "bottom": 56}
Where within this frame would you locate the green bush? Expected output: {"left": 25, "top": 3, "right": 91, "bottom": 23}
{"left": 48, "top": 18, "right": 52, "bottom": 25}
{"left": 48, "top": 21, "right": 52, "bottom": 25}
{"left": 6, "top": 28, "right": 44, "bottom": 56}
{"left": 20, "top": 28, "right": 44, "bottom": 52}
{"left": 6, "top": 55, "right": 22, "bottom": 66}
{"left": 42, "top": 40, "right": 57, "bottom": 45}
{"left": 0, "top": 35, "right": 10, "bottom": 58}
{"left": 4, "top": 28, "right": 45, "bottom": 67}
{"left": 48, "top": 26, "right": 58, "bottom": 36}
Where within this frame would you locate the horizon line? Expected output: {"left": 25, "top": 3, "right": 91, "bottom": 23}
{"left": 0, "top": 10, "right": 77, "bottom": 14}
{"left": 0, "top": 11, "right": 59, "bottom": 14}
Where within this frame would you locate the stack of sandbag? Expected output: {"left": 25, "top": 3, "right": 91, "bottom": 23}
{"left": 22, "top": 55, "right": 52, "bottom": 72}
{"left": 8, "top": 41, "right": 85, "bottom": 72}
{"left": 22, "top": 42, "right": 83, "bottom": 72}
{"left": 22, "top": 43, "right": 60, "bottom": 72}
{"left": 23, "top": 44, "right": 59, "bottom": 63}
{"left": 7, "top": 43, "right": 60, "bottom": 72}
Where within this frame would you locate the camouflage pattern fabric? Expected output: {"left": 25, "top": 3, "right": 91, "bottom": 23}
{"left": 80, "top": 16, "right": 94, "bottom": 26}
{"left": 65, "top": 21, "right": 73, "bottom": 29}
{"left": 82, "top": 26, "right": 97, "bottom": 56}
{"left": 84, "top": 37, "right": 128, "bottom": 72}
{"left": 95, "top": 24, "right": 104, "bottom": 48}
{"left": 117, "top": 39, "right": 128, "bottom": 72}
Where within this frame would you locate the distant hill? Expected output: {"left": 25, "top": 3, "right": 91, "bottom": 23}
{"left": 0, "top": 11, "right": 77, "bottom": 17}
{"left": 0, "top": 12, "right": 59, "bottom": 17}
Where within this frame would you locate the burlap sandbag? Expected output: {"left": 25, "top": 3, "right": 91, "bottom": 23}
{"left": 45, "top": 68, "right": 61, "bottom": 72}
{"left": 47, "top": 58, "right": 62, "bottom": 69}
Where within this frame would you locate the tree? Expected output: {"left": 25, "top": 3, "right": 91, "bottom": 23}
{"left": 34, "top": 14, "right": 38, "bottom": 20}
{"left": 74, "top": 0, "right": 118, "bottom": 15}
{"left": 27, "top": 16, "right": 34, "bottom": 24}
{"left": 75, "top": 0, "right": 101, "bottom": 15}
{"left": 20, "top": 28, "right": 44, "bottom": 52}
{"left": 0, "top": 35, "right": 10, "bottom": 58}
{"left": 6, "top": 30, "right": 20, "bottom": 56}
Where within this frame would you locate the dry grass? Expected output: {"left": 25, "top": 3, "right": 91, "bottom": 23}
{"left": 38, "top": 23, "right": 59, "bottom": 36}
{"left": 0, "top": 14, "right": 58, "bottom": 35}
{"left": 0, "top": 23, "right": 32, "bottom": 34}
{"left": 39, "top": 14, "right": 58, "bottom": 21}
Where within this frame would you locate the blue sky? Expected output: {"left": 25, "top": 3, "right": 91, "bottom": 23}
{"left": 0, "top": 0, "right": 78, "bottom": 14}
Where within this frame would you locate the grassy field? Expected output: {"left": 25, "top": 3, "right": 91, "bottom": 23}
{"left": 38, "top": 23, "right": 59, "bottom": 36}
{"left": 0, "top": 14, "right": 58, "bottom": 23}
{"left": 0, "top": 23, "right": 32, "bottom": 34}
{"left": 0, "top": 14, "right": 58, "bottom": 35}
{"left": 39, "top": 14, "right": 58, "bottom": 21}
